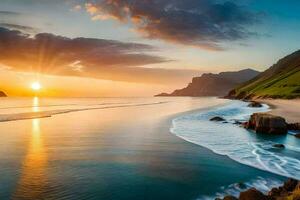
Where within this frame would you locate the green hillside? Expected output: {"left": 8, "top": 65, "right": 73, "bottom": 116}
{"left": 229, "top": 50, "right": 300, "bottom": 99}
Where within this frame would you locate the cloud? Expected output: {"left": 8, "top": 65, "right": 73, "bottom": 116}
{"left": 0, "top": 11, "right": 22, "bottom": 16}
{"left": 0, "top": 27, "right": 198, "bottom": 84}
{"left": 71, "top": 4, "right": 82, "bottom": 11}
{"left": 84, "top": 0, "right": 260, "bottom": 50}
{"left": 0, "top": 23, "right": 38, "bottom": 34}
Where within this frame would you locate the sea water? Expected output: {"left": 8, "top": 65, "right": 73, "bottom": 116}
{"left": 171, "top": 100, "right": 300, "bottom": 198}
{"left": 0, "top": 97, "right": 295, "bottom": 200}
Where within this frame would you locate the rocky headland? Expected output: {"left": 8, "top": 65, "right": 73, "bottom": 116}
{"left": 217, "top": 179, "right": 300, "bottom": 200}
{"left": 156, "top": 69, "right": 259, "bottom": 97}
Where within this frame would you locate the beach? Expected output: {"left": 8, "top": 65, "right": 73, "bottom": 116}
{"left": 261, "top": 99, "right": 300, "bottom": 123}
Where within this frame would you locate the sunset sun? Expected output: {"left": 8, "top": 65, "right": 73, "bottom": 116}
{"left": 31, "top": 82, "right": 42, "bottom": 91}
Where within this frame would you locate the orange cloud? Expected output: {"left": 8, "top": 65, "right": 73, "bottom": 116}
{"left": 84, "top": 0, "right": 260, "bottom": 50}
{"left": 0, "top": 27, "right": 200, "bottom": 85}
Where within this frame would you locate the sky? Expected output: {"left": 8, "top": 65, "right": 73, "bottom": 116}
{"left": 0, "top": 0, "right": 300, "bottom": 97}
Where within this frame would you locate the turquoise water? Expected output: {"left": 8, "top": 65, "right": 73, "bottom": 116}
{"left": 0, "top": 97, "right": 292, "bottom": 200}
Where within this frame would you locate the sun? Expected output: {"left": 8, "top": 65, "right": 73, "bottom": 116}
{"left": 31, "top": 82, "right": 42, "bottom": 91}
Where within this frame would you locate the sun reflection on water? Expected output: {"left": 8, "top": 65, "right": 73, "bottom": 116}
{"left": 12, "top": 98, "right": 48, "bottom": 199}
{"left": 33, "top": 97, "right": 39, "bottom": 112}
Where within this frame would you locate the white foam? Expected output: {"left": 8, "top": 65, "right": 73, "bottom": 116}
{"left": 198, "top": 177, "right": 282, "bottom": 200}
{"left": 170, "top": 101, "right": 300, "bottom": 180}
{"left": 0, "top": 101, "right": 168, "bottom": 122}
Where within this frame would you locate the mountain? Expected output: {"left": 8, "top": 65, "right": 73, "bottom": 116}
{"left": 156, "top": 69, "right": 259, "bottom": 97}
{"left": 0, "top": 91, "right": 7, "bottom": 97}
{"left": 228, "top": 50, "right": 300, "bottom": 99}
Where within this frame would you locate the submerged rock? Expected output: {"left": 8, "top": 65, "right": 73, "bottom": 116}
{"left": 245, "top": 113, "right": 287, "bottom": 134}
{"left": 233, "top": 120, "right": 243, "bottom": 125}
{"left": 235, "top": 182, "right": 247, "bottom": 190}
{"left": 272, "top": 143, "right": 285, "bottom": 148}
{"left": 239, "top": 188, "right": 268, "bottom": 200}
{"left": 210, "top": 116, "right": 225, "bottom": 122}
{"left": 223, "top": 196, "right": 238, "bottom": 200}
{"left": 248, "top": 102, "right": 263, "bottom": 108}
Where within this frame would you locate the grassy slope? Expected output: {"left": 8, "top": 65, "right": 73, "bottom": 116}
{"left": 234, "top": 50, "right": 300, "bottom": 99}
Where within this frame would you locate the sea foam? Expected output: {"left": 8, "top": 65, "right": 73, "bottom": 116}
{"left": 0, "top": 101, "right": 168, "bottom": 122}
{"left": 170, "top": 100, "right": 300, "bottom": 180}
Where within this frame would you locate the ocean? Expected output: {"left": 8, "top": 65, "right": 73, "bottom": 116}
{"left": 0, "top": 97, "right": 298, "bottom": 200}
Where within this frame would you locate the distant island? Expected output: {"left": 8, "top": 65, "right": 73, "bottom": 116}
{"left": 0, "top": 91, "right": 7, "bottom": 97}
{"left": 228, "top": 50, "right": 300, "bottom": 99}
{"left": 156, "top": 69, "right": 259, "bottom": 97}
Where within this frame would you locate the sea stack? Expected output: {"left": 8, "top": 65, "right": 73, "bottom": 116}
{"left": 244, "top": 113, "right": 287, "bottom": 134}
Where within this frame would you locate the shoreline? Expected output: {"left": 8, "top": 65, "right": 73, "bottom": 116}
{"left": 259, "top": 99, "right": 300, "bottom": 123}
{"left": 170, "top": 98, "right": 300, "bottom": 199}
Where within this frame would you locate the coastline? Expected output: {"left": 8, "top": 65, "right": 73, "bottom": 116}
{"left": 259, "top": 99, "right": 300, "bottom": 123}
{"left": 170, "top": 98, "right": 300, "bottom": 199}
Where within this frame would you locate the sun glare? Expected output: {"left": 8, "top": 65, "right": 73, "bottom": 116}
{"left": 31, "top": 82, "right": 42, "bottom": 91}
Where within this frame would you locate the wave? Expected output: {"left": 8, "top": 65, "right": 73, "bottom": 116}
{"left": 170, "top": 100, "right": 300, "bottom": 179}
{"left": 0, "top": 101, "right": 168, "bottom": 122}
{"left": 0, "top": 102, "right": 134, "bottom": 110}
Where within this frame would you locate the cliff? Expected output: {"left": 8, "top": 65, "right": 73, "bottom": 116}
{"left": 156, "top": 69, "right": 259, "bottom": 97}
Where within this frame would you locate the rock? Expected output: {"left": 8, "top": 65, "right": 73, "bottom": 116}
{"left": 272, "top": 144, "right": 285, "bottom": 148}
{"left": 210, "top": 116, "right": 226, "bottom": 122}
{"left": 233, "top": 120, "right": 243, "bottom": 125}
{"left": 239, "top": 188, "right": 269, "bottom": 200}
{"left": 154, "top": 93, "right": 170, "bottom": 97}
{"left": 157, "top": 69, "right": 259, "bottom": 97}
{"left": 246, "top": 113, "right": 287, "bottom": 134}
{"left": 283, "top": 179, "right": 298, "bottom": 192}
{"left": 217, "top": 179, "right": 300, "bottom": 200}
{"left": 0, "top": 91, "right": 6, "bottom": 97}
{"left": 268, "top": 187, "right": 281, "bottom": 197}
{"left": 288, "top": 123, "right": 300, "bottom": 130}
{"left": 242, "top": 122, "right": 249, "bottom": 128}
{"left": 223, "top": 195, "right": 238, "bottom": 200}
{"left": 235, "top": 182, "right": 247, "bottom": 190}
{"left": 295, "top": 133, "right": 300, "bottom": 138}
{"left": 268, "top": 179, "right": 299, "bottom": 198}
{"left": 248, "top": 101, "right": 263, "bottom": 108}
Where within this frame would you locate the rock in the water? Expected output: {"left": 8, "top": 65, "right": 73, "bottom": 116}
{"left": 235, "top": 182, "right": 247, "bottom": 190}
{"left": 288, "top": 123, "right": 300, "bottom": 130}
{"left": 273, "top": 144, "right": 285, "bottom": 148}
{"left": 239, "top": 188, "right": 269, "bottom": 200}
{"left": 283, "top": 179, "right": 298, "bottom": 192}
{"left": 248, "top": 101, "right": 263, "bottom": 108}
{"left": 268, "top": 187, "right": 281, "bottom": 197}
{"left": 210, "top": 116, "right": 225, "bottom": 122}
{"left": 245, "top": 113, "right": 287, "bottom": 134}
{"left": 223, "top": 195, "right": 238, "bottom": 200}
{"left": 217, "top": 179, "right": 300, "bottom": 200}
{"left": 295, "top": 133, "right": 300, "bottom": 139}
{"left": 234, "top": 120, "right": 243, "bottom": 125}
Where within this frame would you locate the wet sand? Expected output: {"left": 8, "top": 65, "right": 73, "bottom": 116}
{"left": 261, "top": 99, "right": 300, "bottom": 123}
